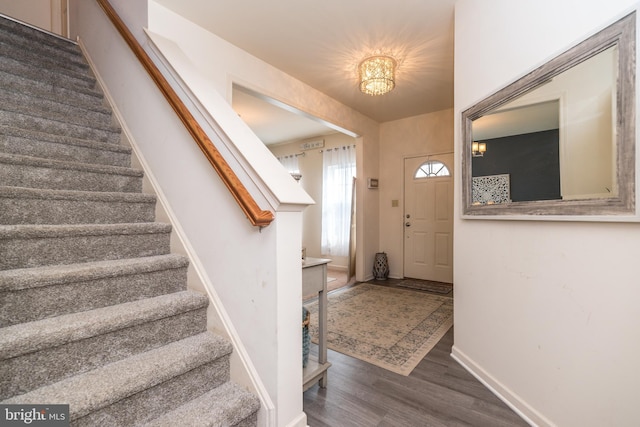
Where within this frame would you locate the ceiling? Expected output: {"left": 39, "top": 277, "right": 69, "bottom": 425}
{"left": 154, "top": 0, "right": 456, "bottom": 144}
{"left": 231, "top": 86, "right": 346, "bottom": 145}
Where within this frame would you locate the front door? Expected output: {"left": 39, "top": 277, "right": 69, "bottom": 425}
{"left": 403, "top": 154, "right": 453, "bottom": 283}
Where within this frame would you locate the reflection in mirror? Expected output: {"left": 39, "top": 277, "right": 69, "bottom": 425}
{"left": 473, "top": 100, "right": 562, "bottom": 204}
{"left": 462, "top": 12, "right": 635, "bottom": 217}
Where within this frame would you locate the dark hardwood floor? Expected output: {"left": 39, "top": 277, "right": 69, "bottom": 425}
{"left": 303, "top": 327, "right": 528, "bottom": 426}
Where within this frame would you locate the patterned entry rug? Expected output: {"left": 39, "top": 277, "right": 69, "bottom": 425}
{"left": 305, "top": 283, "right": 453, "bottom": 376}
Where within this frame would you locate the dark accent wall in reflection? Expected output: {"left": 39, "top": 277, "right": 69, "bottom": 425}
{"left": 472, "top": 129, "right": 561, "bottom": 202}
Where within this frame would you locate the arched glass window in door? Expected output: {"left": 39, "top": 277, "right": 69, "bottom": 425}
{"left": 415, "top": 160, "right": 450, "bottom": 178}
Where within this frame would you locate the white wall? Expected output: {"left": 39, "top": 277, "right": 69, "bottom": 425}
{"left": 0, "top": 0, "right": 64, "bottom": 36}
{"left": 454, "top": 1, "right": 640, "bottom": 426}
{"left": 379, "top": 109, "right": 454, "bottom": 279}
{"left": 147, "top": 1, "right": 380, "bottom": 283}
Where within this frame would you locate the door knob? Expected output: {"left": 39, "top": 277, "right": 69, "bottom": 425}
{"left": 405, "top": 222, "right": 411, "bottom": 227}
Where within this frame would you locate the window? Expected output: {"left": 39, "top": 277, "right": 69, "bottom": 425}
{"left": 415, "top": 160, "right": 450, "bottom": 178}
{"left": 277, "top": 154, "right": 300, "bottom": 174}
{"left": 321, "top": 146, "right": 356, "bottom": 257}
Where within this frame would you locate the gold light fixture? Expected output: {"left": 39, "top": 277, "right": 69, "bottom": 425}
{"left": 472, "top": 141, "right": 487, "bottom": 157}
{"left": 359, "top": 55, "right": 396, "bottom": 96}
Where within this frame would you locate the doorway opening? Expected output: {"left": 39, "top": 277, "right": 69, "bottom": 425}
{"left": 231, "top": 84, "right": 359, "bottom": 286}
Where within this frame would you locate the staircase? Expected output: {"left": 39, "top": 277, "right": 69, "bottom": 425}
{"left": 0, "top": 15, "right": 259, "bottom": 426}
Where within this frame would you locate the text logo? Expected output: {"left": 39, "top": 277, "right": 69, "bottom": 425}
{"left": 1, "top": 405, "right": 69, "bottom": 427}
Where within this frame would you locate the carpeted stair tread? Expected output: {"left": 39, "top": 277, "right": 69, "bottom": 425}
{"left": 0, "top": 42, "right": 88, "bottom": 81}
{"left": 0, "top": 153, "right": 138, "bottom": 176}
{"left": 143, "top": 382, "right": 260, "bottom": 427}
{"left": 0, "top": 152, "right": 143, "bottom": 193}
{"left": 0, "top": 34, "right": 89, "bottom": 75}
{"left": 0, "top": 222, "right": 171, "bottom": 239}
{"left": 0, "top": 46, "right": 90, "bottom": 87}
{"left": 0, "top": 27, "right": 86, "bottom": 64}
{"left": 0, "top": 290, "right": 209, "bottom": 361}
{"left": 0, "top": 70, "right": 106, "bottom": 112}
{"left": 1, "top": 332, "right": 233, "bottom": 421}
{"left": 0, "top": 88, "right": 116, "bottom": 132}
{"left": 0, "top": 186, "right": 157, "bottom": 225}
{"left": 0, "top": 55, "right": 100, "bottom": 94}
{"left": 0, "top": 254, "right": 190, "bottom": 327}
{"left": 0, "top": 126, "right": 132, "bottom": 166}
{"left": 1, "top": 82, "right": 110, "bottom": 115}
{"left": 0, "top": 15, "right": 81, "bottom": 56}
{"left": 0, "top": 34, "right": 88, "bottom": 67}
{"left": 0, "top": 110, "right": 121, "bottom": 144}
{"left": 0, "top": 254, "right": 189, "bottom": 292}
{"left": 0, "top": 292, "right": 208, "bottom": 399}
{"left": 0, "top": 186, "right": 154, "bottom": 203}
{"left": 0, "top": 222, "right": 172, "bottom": 270}
{"left": 0, "top": 105, "right": 119, "bottom": 137}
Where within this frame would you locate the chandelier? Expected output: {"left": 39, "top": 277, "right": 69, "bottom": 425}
{"left": 359, "top": 55, "right": 396, "bottom": 96}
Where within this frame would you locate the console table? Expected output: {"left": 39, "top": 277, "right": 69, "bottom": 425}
{"left": 302, "top": 257, "right": 331, "bottom": 391}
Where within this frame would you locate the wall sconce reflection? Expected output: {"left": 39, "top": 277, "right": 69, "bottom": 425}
{"left": 472, "top": 141, "right": 487, "bottom": 157}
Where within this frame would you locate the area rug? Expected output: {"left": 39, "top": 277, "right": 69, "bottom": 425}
{"left": 304, "top": 283, "right": 453, "bottom": 376}
{"left": 395, "top": 278, "right": 452, "bottom": 295}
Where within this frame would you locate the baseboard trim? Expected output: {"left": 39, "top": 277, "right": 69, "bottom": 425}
{"left": 286, "top": 412, "right": 308, "bottom": 427}
{"left": 450, "top": 345, "right": 554, "bottom": 427}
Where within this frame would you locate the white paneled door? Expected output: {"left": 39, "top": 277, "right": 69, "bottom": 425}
{"left": 403, "top": 154, "right": 453, "bottom": 283}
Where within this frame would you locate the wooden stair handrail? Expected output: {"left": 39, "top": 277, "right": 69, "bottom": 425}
{"left": 96, "top": 0, "right": 274, "bottom": 227}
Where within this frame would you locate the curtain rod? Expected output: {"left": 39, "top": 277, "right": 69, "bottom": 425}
{"left": 277, "top": 152, "right": 305, "bottom": 159}
{"left": 320, "top": 144, "right": 356, "bottom": 153}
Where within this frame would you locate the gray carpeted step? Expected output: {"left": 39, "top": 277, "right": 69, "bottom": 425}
{"left": 0, "top": 254, "right": 188, "bottom": 293}
{"left": 0, "top": 109, "right": 121, "bottom": 144}
{"left": 0, "top": 87, "right": 116, "bottom": 132}
{"left": 0, "top": 67, "right": 103, "bottom": 112}
{"left": 0, "top": 15, "right": 80, "bottom": 56}
{"left": 0, "top": 291, "right": 209, "bottom": 399}
{"left": 0, "top": 153, "right": 142, "bottom": 193}
{"left": 0, "top": 126, "right": 132, "bottom": 167}
{"left": 2, "top": 333, "right": 233, "bottom": 425}
{"left": 0, "top": 26, "right": 85, "bottom": 66}
{"left": 0, "top": 35, "right": 89, "bottom": 76}
{"left": 0, "top": 43, "right": 90, "bottom": 86}
{"left": 0, "top": 54, "right": 99, "bottom": 94}
{"left": 143, "top": 381, "right": 260, "bottom": 427}
{"left": 0, "top": 222, "right": 172, "bottom": 270}
{"left": 0, "top": 14, "right": 259, "bottom": 426}
{"left": 0, "top": 254, "right": 190, "bottom": 327}
{"left": 0, "top": 70, "right": 106, "bottom": 114}
{"left": 0, "top": 186, "right": 156, "bottom": 225}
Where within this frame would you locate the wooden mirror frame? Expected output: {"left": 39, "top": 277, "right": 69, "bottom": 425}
{"left": 461, "top": 12, "right": 636, "bottom": 217}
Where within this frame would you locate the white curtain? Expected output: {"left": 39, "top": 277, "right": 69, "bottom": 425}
{"left": 277, "top": 155, "right": 300, "bottom": 173}
{"left": 321, "top": 146, "right": 356, "bottom": 257}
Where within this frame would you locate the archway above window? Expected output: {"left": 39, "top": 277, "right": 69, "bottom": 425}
{"left": 414, "top": 160, "right": 450, "bottom": 178}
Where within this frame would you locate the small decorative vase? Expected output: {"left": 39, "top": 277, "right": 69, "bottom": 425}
{"left": 373, "top": 252, "right": 389, "bottom": 280}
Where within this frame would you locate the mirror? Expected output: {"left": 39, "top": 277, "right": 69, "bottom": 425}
{"left": 462, "top": 12, "right": 635, "bottom": 217}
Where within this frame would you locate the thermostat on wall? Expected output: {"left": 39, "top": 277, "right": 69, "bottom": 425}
{"left": 368, "top": 178, "right": 379, "bottom": 189}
